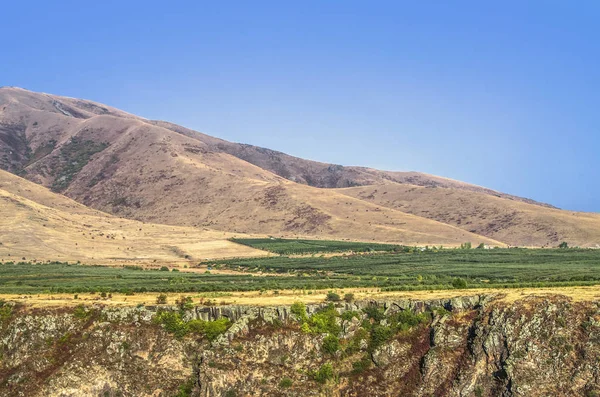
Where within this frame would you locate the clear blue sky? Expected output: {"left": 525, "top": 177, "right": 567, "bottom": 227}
{"left": 3, "top": 1, "right": 599, "bottom": 212}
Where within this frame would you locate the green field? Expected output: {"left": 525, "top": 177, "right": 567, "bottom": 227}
{"left": 1, "top": 247, "right": 599, "bottom": 294}
{"left": 230, "top": 238, "right": 406, "bottom": 255}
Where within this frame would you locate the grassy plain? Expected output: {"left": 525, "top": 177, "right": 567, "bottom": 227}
{"left": 1, "top": 247, "right": 599, "bottom": 296}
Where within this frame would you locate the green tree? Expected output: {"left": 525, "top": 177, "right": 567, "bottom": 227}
{"left": 291, "top": 302, "right": 308, "bottom": 322}
{"left": 322, "top": 334, "right": 340, "bottom": 354}
{"left": 452, "top": 278, "right": 467, "bottom": 289}
{"left": 343, "top": 293, "right": 355, "bottom": 303}
{"left": 326, "top": 292, "right": 341, "bottom": 302}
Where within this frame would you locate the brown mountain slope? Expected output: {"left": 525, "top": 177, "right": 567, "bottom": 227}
{"left": 1, "top": 87, "right": 597, "bottom": 247}
{"left": 0, "top": 86, "right": 548, "bottom": 209}
{"left": 335, "top": 183, "right": 600, "bottom": 248}
{"left": 151, "top": 119, "right": 553, "bottom": 208}
{"left": 0, "top": 87, "right": 503, "bottom": 246}
{"left": 0, "top": 170, "right": 268, "bottom": 264}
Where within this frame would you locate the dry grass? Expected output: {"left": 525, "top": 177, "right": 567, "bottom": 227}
{"left": 5, "top": 286, "right": 600, "bottom": 308}
{"left": 0, "top": 88, "right": 506, "bottom": 247}
{"left": 336, "top": 183, "right": 600, "bottom": 248}
{"left": 0, "top": 171, "right": 268, "bottom": 265}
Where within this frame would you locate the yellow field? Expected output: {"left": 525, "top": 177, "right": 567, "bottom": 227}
{"left": 0, "top": 171, "right": 269, "bottom": 265}
{"left": 5, "top": 285, "right": 600, "bottom": 308}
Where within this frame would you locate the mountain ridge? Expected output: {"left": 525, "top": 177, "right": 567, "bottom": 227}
{"left": 1, "top": 87, "right": 598, "bottom": 248}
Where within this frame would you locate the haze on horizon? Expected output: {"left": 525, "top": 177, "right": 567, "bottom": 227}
{"left": 3, "top": 1, "right": 599, "bottom": 212}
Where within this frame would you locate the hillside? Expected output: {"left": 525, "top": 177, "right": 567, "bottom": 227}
{"left": 335, "top": 183, "right": 600, "bottom": 247}
{"left": 0, "top": 170, "right": 267, "bottom": 265}
{"left": 0, "top": 87, "right": 598, "bottom": 247}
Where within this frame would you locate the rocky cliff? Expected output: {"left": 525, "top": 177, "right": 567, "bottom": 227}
{"left": 0, "top": 294, "right": 599, "bottom": 396}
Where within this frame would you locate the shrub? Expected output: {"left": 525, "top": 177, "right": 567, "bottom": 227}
{"left": 352, "top": 356, "right": 372, "bottom": 373}
{"left": 174, "top": 377, "right": 194, "bottom": 397}
{"left": 368, "top": 324, "right": 393, "bottom": 352}
{"left": 159, "top": 266, "right": 169, "bottom": 271}
{"left": 559, "top": 242, "right": 569, "bottom": 249}
{"left": 156, "top": 294, "right": 168, "bottom": 304}
{"left": 73, "top": 304, "right": 90, "bottom": 320}
{"left": 155, "top": 312, "right": 230, "bottom": 340}
{"left": 188, "top": 317, "right": 231, "bottom": 341}
{"left": 279, "top": 377, "right": 293, "bottom": 389}
{"left": 343, "top": 293, "right": 355, "bottom": 303}
{"left": 393, "top": 310, "right": 428, "bottom": 329}
{"left": 306, "top": 305, "right": 340, "bottom": 335}
{"left": 326, "top": 292, "right": 341, "bottom": 302}
{"left": 313, "top": 363, "right": 334, "bottom": 383}
{"left": 363, "top": 306, "right": 385, "bottom": 322}
{"left": 0, "top": 302, "right": 13, "bottom": 325}
{"left": 322, "top": 334, "right": 340, "bottom": 354}
{"left": 176, "top": 296, "right": 194, "bottom": 311}
{"left": 341, "top": 310, "right": 359, "bottom": 322}
{"left": 452, "top": 278, "right": 467, "bottom": 289}
{"left": 291, "top": 301, "right": 308, "bottom": 322}
{"left": 154, "top": 311, "right": 189, "bottom": 338}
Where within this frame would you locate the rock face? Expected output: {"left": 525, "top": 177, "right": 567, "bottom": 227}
{"left": 0, "top": 295, "right": 599, "bottom": 396}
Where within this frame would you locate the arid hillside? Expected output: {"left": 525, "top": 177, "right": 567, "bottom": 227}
{"left": 1, "top": 86, "right": 598, "bottom": 247}
{"left": 0, "top": 170, "right": 267, "bottom": 265}
{"left": 336, "top": 183, "right": 600, "bottom": 247}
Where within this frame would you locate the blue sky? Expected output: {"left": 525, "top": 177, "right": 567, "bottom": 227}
{"left": 2, "top": 1, "right": 599, "bottom": 212}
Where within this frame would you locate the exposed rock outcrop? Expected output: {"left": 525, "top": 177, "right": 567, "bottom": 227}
{"left": 0, "top": 294, "right": 598, "bottom": 396}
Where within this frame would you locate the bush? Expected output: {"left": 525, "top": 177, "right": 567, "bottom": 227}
{"left": 73, "top": 304, "right": 90, "bottom": 320}
{"left": 176, "top": 295, "right": 194, "bottom": 311}
{"left": 291, "top": 301, "right": 308, "bottom": 322}
{"left": 313, "top": 363, "right": 334, "bottom": 383}
{"left": 343, "top": 293, "right": 355, "bottom": 303}
{"left": 363, "top": 306, "right": 385, "bottom": 322}
{"left": 154, "top": 311, "right": 188, "bottom": 338}
{"left": 305, "top": 305, "right": 341, "bottom": 335}
{"left": 155, "top": 311, "right": 231, "bottom": 340}
{"left": 156, "top": 294, "right": 168, "bottom": 304}
{"left": 322, "top": 334, "right": 340, "bottom": 354}
{"left": 159, "top": 266, "right": 170, "bottom": 271}
{"left": 452, "top": 278, "right": 467, "bottom": 289}
{"left": 188, "top": 317, "right": 231, "bottom": 341}
{"left": 326, "top": 292, "right": 341, "bottom": 302}
{"left": 0, "top": 303, "right": 13, "bottom": 324}
{"left": 559, "top": 242, "right": 569, "bottom": 249}
{"left": 352, "top": 356, "right": 372, "bottom": 373}
{"left": 368, "top": 324, "right": 393, "bottom": 352}
{"left": 279, "top": 377, "right": 293, "bottom": 389}
{"left": 341, "top": 310, "right": 359, "bottom": 322}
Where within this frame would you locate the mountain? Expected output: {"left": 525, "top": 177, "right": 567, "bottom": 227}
{"left": 335, "top": 183, "right": 600, "bottom": 247}
{"left": 1, "top": 86, "right": 598, "bottom": 247}
{"left": 0, "top": 169, "right": 266, "bottom": 264}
